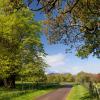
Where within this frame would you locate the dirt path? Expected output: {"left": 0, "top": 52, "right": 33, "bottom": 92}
{"left": 36, "top": 85, "right": 72, "bottom": 100}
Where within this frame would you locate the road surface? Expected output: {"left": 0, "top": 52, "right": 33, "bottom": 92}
{"left": 36, "top": 85, "right": 72, "bottom": 100}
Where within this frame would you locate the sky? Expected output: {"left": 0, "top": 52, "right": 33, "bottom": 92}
{"left": 31, "top": 3, "right": 100, "bottom": 75}
{"left": 41, "top": 35, "right": 100, "bottom": 75}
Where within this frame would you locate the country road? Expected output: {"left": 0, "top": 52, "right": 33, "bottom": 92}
{"left": 36, "top": 85, "right": 72, "bottom": 100}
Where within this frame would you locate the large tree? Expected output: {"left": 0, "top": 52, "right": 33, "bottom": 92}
{"left": 27, "top": 0, "right": 100, "bottom": 58}
{"left": 0, "top": 0, "right": 46, "bottom": 88}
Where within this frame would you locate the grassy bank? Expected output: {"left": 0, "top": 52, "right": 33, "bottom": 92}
{"left": 66, "top": 85, "right": 91, "bottom": 100}
{"left": 13, "top": 89, "right": 53, "bottom": 100}
{"left": 0, "top": 82, "right": 66, "bottom": 100}
{"left": 0, "top": 82, "right": 74, "bottom": 100}
{"left": 0, "top": 87, "right": 53, "bottom": 100}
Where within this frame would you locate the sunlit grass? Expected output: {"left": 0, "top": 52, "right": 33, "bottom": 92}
{"left": 0, "top": 81, "right": 63, "bottom": 100}
{"left": 0, "top": 87, "right": 53, "bottom": 100}
{"left": 66, "top": 85, "right": 91, "bottom": 100}
{"left": 13, "top": 89, "right": 53, "bottom": 100}
{"left": 0, "top": 82, "right": 76, "bottom": 100}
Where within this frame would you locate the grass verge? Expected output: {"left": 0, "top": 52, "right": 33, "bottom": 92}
{"left": 66, "top": 85, "right": 91, "bottom": 100}
{"left": 0, "top": 87, "right": 53, "bottom": 100}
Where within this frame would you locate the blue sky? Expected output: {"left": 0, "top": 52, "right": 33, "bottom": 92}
{"left": 41, "top": 35, "right": 100, "bottom": 75}
{"left": 33, "top": 6, "right": 100, "bottom": 75}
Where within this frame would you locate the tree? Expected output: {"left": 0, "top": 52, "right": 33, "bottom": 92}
{"left": 27, "top": 0, "right": 100, "bottom": 58}
{"left": 96, "top": 74, "right": 100, "bottom": 82}
{"left": 46, "top": 73, "right": 74, "bottom": 83}
{"left": 0, "top": 0, "right": 46, "bottom": 88}
{"left": 75, "top": 72, "right": 91, "bottom": 83}
{"left": 65, "top": 73, "right": 74, "bottom": 82}
{"left": 91, "top": 74, "right": 100, "bottom": 82}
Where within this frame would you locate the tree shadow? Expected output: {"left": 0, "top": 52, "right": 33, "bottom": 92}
{"left": 36, "top": 83, "right": 73, "bottom": 90}
{"left": 16, "top": 82, "right": 73, "bottom": 90}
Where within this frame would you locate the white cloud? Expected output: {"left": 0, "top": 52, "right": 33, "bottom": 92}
{"left": 43, "top": 53, "right": 66, "bottom": 67}
{"left": 72, "top": 67, "right": 79, "bottom": 71}
{"left": 43, "top": 53, "right": 100, "bottom": 74}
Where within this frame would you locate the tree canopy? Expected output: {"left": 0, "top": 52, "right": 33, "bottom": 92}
{"left": 27, "top": 0, "right": 100, "bottom": 58}
{"left": 0, "top": 0, "right": 46, "bottom": 88}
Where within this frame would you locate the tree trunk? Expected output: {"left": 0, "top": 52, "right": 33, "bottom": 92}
{"left": 3, "top": 75, "right": 16, "bottom": 88}
{"left": 0, "top": 79, "right": 4, "bottom": 86}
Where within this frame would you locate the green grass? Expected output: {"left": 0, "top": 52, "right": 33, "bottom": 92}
{"left": 97, "top": 83, "right": 100, "bottom": 88}
{"left": 66, "top": 85, "right": 91, "bottom": 100}
{"left": 0, "top": 87, "right": 53, "bottom": 100}
{"left": 0, "top": 82, "right": 74, "bottom": 100}
{"left": 12, "top": 89, "right": 53, "bottom": 100}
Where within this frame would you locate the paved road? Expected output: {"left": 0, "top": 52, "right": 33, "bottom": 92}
{"left": 36, "top": 86, "right": 72, "bottom": 100}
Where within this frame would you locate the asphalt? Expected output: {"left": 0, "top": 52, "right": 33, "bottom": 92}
{"left": 36, "top": 86, "right": 72, "bottom": 100}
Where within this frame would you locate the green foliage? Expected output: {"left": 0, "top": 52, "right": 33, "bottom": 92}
{"left": 0, "top": 0, "right": 46, "bottom": 85}
{"left": 65, "top": 73, "right": 74, "bottom": 82}
{"left": 75, "top": 72, "right": 91, "bottom": 83}
{"left": 29, "top": 0, "right": 100, "bottom": 58}
{"left": 46, "top": 73, "right": 74, "bottom": 83}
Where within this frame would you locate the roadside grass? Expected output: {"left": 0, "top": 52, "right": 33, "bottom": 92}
{"left": 12, "top": 89, "right": 53, "bottom": 100}
{"left": 0, "top": 82, "right": 68, "bottom": 100}
{"left": 0, "top": 82, "right": 74, "bottom": 100}
{"left": 0, "top": 87, "right": 53, "bottom": 100}
{"left": 66, "top": 85, "right": 92, "bottom": 100}
{"left": 0, "top": 82, "right": 55, "bottom": 100}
